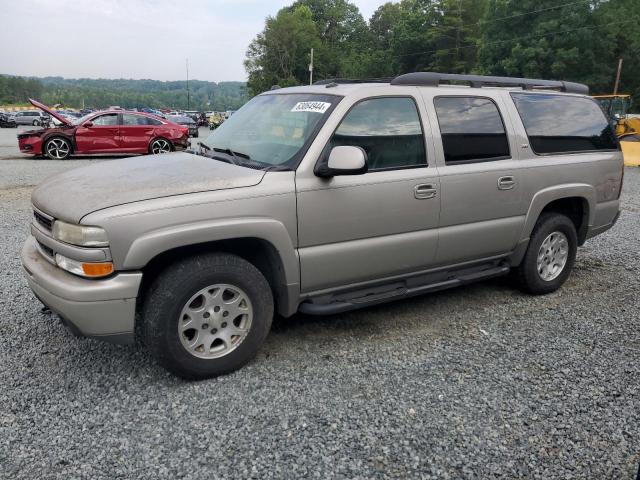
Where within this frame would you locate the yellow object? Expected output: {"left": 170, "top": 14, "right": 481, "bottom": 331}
{"left": 593, "top": 94, "right": 640, "bottom": 166}
{"left": 621, "top": 138, "right": 640, "bottom": 167}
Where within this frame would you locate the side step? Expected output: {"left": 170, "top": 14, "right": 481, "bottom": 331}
{"left": 298, "top": 264, "right": 510, "bottom": 316}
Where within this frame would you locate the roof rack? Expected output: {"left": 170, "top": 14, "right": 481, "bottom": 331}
{"left": 390, "top": 72, "right": 589, "bottom": 95}
{"left": 314, "top": 78, "right": 392, "bottom": 86}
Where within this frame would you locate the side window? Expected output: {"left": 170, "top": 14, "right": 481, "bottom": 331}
{"left": 511, "top": 93, "right": 618, "bottom": 154}
{"left": 92, "top": 114, "right": 118, "bottom": 126}
{"left": 434, "top": 96, "right": 510, "bottom": 164}
{"left": 331, "top": 97, "right": 426, "bottom": 170}
{"left": 145, "top": 117, "right": 163, "bottom": 126}
{"left": 122, "top": 114, "right": 153, "bottom": 126}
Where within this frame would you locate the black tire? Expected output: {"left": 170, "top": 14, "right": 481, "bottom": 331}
{"left": 515, "top": 212, "right": 577, "bottom": 295}
{"left": 140, "top": 253, "right": 274, "bottom": 379}
{"left": 43, "top": 136, "right": 72, "bottom": 160}
{"left": 32, "top": 119, "right": 39, "bottom": 126}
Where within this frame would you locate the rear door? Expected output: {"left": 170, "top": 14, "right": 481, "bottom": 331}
{"left": 119, "top": 113, "right": 157, "bottom": 153}
{"left": 423, "top": 91, "right": 529, "bottom": 265}
{"left": 75, "top": 113, "right": 121, "bottom": 153}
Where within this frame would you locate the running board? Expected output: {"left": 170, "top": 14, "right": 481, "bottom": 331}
{"left": 298, "top": 264, "right": 511, "bottom": 316}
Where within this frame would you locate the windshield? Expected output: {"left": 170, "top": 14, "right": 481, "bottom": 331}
{"left": 73, "top": 113, "right": 96, "bottom": 125}
{"left": 202, "top": 93, "right": 340, "bottom": 168}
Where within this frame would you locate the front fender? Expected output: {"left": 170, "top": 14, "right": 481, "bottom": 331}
{"left": 122, "top": 216, "right": 299, "bottom": 286}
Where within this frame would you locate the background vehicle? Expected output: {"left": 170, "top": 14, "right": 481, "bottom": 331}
{"left": 18, "top": 99, "right": 189, "bottom": 159}
{"left": 13, "top": 110, "right": 49, "bottom": 126}
{"left": 168, "top": 114, "right": 199, "bottom": 137}
{"left": 0, "top": 112, "right": 16, "bottom": 128}
{"left": 594, "top": 94, "right": 640, "bottom": 166}
{"left": 21, "top": 73, "right": 622, "bottom": 379}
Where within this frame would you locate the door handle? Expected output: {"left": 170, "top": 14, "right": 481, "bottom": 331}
{"left": 497, "top": 176, "right": 516, "bottom": 190}
{"left": 414, "top": 184, "right": 437, "bottom": 199}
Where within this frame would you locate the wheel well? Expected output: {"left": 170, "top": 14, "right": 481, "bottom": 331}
{"left": 540, "top": 197, "right": 589, "bottom": 245}
{"left": 139, "top": 238, "right": 288, "bottom": 315}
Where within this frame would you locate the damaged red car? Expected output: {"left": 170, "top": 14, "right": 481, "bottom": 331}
{"left": 18, "top": 99, "right": 189, "bottom": 159}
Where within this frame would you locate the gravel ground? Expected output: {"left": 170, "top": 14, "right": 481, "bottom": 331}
{"left": 1, "top": 131, "right": 639, "bottom": 478}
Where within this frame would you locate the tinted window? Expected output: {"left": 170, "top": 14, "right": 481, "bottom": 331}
{"left": 434, "top": 97, "right": 510, "bottom": 164}
{"left": 511, "top": 93, "right": 618, "bottom": 154}
{"left": 331, "top": 97, "right": 426, "bottom": 170}
{"left": 92, "top": 114, "right": 118, "bottom": 126}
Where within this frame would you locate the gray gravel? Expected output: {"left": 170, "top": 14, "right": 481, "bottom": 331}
{"left": 1, "top": 129, "right": 639, "bottom": 478}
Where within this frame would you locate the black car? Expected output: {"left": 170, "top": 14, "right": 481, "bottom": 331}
{"left": 168, "top": 115, "right": 199, "bottom": 138}
{"left": 0, "top": 113, "right": 16, "bottom": 128}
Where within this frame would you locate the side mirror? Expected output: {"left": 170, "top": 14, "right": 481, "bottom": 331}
{"left": 315, "top": 145, "right": 368, "bottom": 177}
{"left": 82, "top": 121, "right": 93, "bottom": 128}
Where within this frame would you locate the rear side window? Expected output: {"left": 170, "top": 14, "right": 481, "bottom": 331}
{"left": 331, "top": 97, "right": 426, "bottom": 170}
{"left": 511, "top": 93, "right": 618, "bottom": 154}
{"left": 434, "top": 97, "right": 510, "bottom": 164}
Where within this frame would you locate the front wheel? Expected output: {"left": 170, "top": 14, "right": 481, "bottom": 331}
{"left": 140, "top": 253, "right": 274, "bottom": 379}
{"left": 149, "top": 138, "right": 172, "bottom": 154}
{"left": 515, "top": 213, "right": 577, "bottom": 294}
{"left": 44, "top": 137, "right": 72, "bottom": 160}
{"left": 33, "top": 119, "right": 39, "bottom": 126}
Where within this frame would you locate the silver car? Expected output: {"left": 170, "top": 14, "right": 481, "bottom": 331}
{"left": 13, "top": 110, "right": 49, "bottom": 126}
{"left": 21, "top": 72, "right": 623, "bottom": 379}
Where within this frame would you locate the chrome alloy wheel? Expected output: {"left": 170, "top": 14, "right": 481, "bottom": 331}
{"left": 178, "top": 284, "right": 253, "bottom": 359}
{"left": 536, "top": 231, "right": 569, "bottom": 281}
{"left": 150, "top": 138, "right": 171, "bottom": 154}
{"left": 45, "top": 138, "right": 70, "bottom": 159}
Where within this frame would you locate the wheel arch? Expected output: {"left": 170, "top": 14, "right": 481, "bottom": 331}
{"left": 125, "top": 219, "right": 300, "bottom": 317}
{"left": 521, "top": 184, "right": 595, "bottom": 246}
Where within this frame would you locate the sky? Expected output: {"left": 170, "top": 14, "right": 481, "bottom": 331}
{"left": 0, "top": 0, "right": 388, "bottom": 83}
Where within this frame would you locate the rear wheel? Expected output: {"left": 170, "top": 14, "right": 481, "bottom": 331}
{"left": 515, "top": 213, "right": 577, "bottom": 294}
{"left": 149, "top": 138, "right": 172, "bottom": 154}
{"left": 44, "top": 137, "right": 72, "bottom": 160}
{"left": 140, "top": 253, "right": 274, "bottom": 379}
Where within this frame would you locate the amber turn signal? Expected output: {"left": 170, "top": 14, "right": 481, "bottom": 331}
{"left": 81, "top": 262, "right": 114, "bottom": 277}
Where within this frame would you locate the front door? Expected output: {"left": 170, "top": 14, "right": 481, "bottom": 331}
{"left": 75, "top": 112, "right": 120, "bottom": 153}
{"left": 296, "top": 95, "right": 440, "bottom": 293}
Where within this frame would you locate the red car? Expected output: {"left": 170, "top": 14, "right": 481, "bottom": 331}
{"left": 18, "top": 99, "right": 189, "bottom": 159}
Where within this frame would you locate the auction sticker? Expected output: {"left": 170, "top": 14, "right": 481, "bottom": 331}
{"left": 291, "top": 101, "right": 331, "bottom": 114}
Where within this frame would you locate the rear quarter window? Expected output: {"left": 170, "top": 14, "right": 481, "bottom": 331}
{"left": 511, "top": 93, "right": 618, "bottom": 155}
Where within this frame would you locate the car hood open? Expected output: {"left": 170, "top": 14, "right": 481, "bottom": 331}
{"left": 31, "top": 152, "right": 265, "bottom": 223}
{"left": 29, "top": 98, "right": 73, "bottom": 126}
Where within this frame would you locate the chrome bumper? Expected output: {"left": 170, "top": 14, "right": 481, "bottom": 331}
{"left": 21, "top": 236, "right": 142, "bottom": 344}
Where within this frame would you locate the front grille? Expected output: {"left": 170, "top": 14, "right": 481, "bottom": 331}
{"left": 34, "top": 210, "right": 53, "bottom": 231}
{"left": 36, "top": 240, "right": 54, "bottom": 259}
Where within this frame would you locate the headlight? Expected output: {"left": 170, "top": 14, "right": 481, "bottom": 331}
{"left": 52, "top": 220, "right": 108, "bottom": 247}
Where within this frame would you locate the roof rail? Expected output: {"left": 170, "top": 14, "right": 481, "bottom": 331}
{"left": 314, "top": 78, "right": 392, "bottom": 86}
{"left": 390, "top": 72, "right": 589, "bottom": 95}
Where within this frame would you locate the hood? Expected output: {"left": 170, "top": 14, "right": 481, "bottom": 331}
{"left": 31, "top": 152, "right": 265, "bottom": 223}
{"left": 29, "top": 98, "right": 72, "bottom": 126}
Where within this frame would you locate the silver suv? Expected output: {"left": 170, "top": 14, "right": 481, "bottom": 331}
{"left": 21, "top": 73, "right": 623, "bottom": 379}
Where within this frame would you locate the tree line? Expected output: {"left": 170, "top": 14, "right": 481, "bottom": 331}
{"left": 245, "top": 0, "right": 640, "bottom": 108}
{"left": 0, "top": 75, "right": 249, "bottom": 111}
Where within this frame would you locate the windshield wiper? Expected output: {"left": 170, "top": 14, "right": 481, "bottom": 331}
{"left": 197, "top": 141, "right": 211, "bottom": 151}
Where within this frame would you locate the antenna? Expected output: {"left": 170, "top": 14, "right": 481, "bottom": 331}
{"left": 186, "top": 58, "right": 190, "bottom": 110}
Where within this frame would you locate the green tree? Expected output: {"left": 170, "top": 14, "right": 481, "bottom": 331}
{"left": 245, "top": 5, "right": 320, "bottom": 94}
